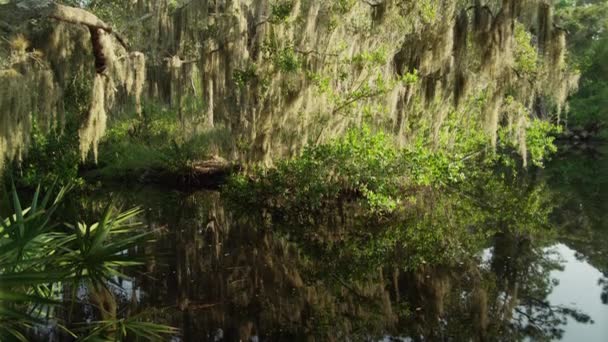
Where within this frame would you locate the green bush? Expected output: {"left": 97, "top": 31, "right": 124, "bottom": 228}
{"left": 225, "top": 115, "right": 561, "bottom": 218}
{"left": 14, "top": 121, "right": 82, "bottom": 188}
{"left": 225, "top": 126, "right": 469, "bottom": 214}
{"left": 98, "top": 104, "right": 231, "bottom": 178}
{"left": 223, "top": 125, "right": 558, "bottom": 274}
{"left": 270, "top": 1, "right": 294, "bottom": 23}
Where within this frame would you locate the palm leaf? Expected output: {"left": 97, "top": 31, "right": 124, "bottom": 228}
{"left": 0, "top": 290, "right": 59, "bottom": 305}
{"left": 0, "top": 184, "right": 173, "bottom": 340}
{"left": 0, "top": 270, "right": 70, "bottom": 287}
{"left": 10, "top": 182, "right": 25, "bottom": 237}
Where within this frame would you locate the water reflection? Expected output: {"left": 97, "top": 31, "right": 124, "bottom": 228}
{"left": 546, "top": 144, "right": 608, "bottom": 313}
{"left": 546, "top": 244, "right": 608, "bottom": 341}
{"left": 54, "top": 145, "right": 608, "bottom": 341}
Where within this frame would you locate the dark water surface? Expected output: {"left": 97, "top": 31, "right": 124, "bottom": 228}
{"left": 65, "top": 145, "right": 608, "bottom": 341}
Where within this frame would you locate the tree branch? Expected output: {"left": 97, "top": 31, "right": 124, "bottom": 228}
{"left": 48, "top": 3, "right": 129, "bottom": 49}
{"left": 360, "top": 0, "right": 384, "bottom": 7}
{"left": 0, "top": 1, "right": 129, "bottom": 49}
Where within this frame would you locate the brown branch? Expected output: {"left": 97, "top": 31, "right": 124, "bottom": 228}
{"left": 330, "top": 274, "right": 372, "bottom": 301}
{"left": 294, "top": 48, "right": 339, "bottom": 57}
{"left": 465, "top": 5, "right": 495, "bottom": 20}
{"left": 48, "top": 3, "right": 129, "bottom": 50}
{"left": 0, "top": 2, "right": 129, "bottom": 49}
{"left": 255, "top": 18, "right": 270, "bottom": 27}
{"left": 332, "top": 89, "right": 384, "bottom": 115}
{"left": 360, "top": 0, "right": 384, "bottom": 7}
{"left": 511, "top": 67, "right": 536, "bottom": 87}
{"left": 49, "top": 3, "right": 112, "bottom": 31}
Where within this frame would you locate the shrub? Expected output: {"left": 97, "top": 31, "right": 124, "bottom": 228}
{"left": 14, "top": 120, "right": 82, "bottom": 188}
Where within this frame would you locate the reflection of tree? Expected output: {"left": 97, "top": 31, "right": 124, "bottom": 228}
{"left": 67, "top": 170, "right": 598, "bottom": 341}
{"left": 544, "top": 145, "right": 608, "bottom": 306}
{"left": 600, "top": 278, "right": 608, "bottom": 305}
{"left": 380, "top": 232, "right": 592, "bottom": 342}
{"left": 486, "top": 234, "right": 592, "bottom": 341}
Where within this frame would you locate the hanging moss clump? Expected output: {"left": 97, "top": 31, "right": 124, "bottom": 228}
{"left": 0, "top": 4, "right": 147, "bottom": 168}
{"left": 537, "top": 2, "right": 552, "bottom": 54}
{"left": 0, "top": 0, "right": 580, "bottom": 168}
{"left": 0, "top": 33, "right": 60, "bottom": 170}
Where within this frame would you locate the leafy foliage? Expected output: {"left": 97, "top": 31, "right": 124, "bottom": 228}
{"left": 233, "top": 64, "right": 258, "bottom": 88}
{"left": 12, "top": 121, "right": 83, "bottom": 188}
{"left": 513, "top": 23, "right": 539, "bottom": 76}
{"left": 96, "top": 103, "right": 230, "bottom": 178}
{"left": 557, "top": 0, "right": 608, "bottom": 132}
{"left": 224, "top": 123, "right": 560, "bottom": 277}
{"left": 496, "top": 118, "right": 561, "bottom": 168}
{"left": 0, "top": 184, "right": 176, "bottom": 340}
{"left": 226, "top": 120, "right": 559, "bottom": 217}
{"left": 524, "top": 120, "right": 561, "bottom": 167}
{"left": 226, "top": 126, "right": 439, "bottom": 214}
{"left": 567, "top": 35, "right": 608, "bottom": 132}
{"left": 270, "top": 1, "right": 294, "bottom": 24}
{"left": 273, "top": 47, "right": 301, "bottom": 73}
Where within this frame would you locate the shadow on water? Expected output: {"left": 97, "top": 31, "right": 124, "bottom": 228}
{"left": 42, "top": 144, "right": 608, "bottom": 341}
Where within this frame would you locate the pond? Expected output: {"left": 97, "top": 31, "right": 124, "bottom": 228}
{"left": 55, "top": 144, "right": 608, "bottom": 341}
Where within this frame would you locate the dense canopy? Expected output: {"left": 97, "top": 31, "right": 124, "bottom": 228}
{"left": 0, "top": 0, "right": 578, "bottom": 168}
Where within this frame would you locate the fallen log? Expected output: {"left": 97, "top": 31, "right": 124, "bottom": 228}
{"left": 82, "top": 156, "right": 241, "bottom": 190}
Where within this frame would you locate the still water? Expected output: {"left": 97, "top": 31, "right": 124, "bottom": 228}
{"left": 65, "top": 145, "right": 607, "bottom": 341}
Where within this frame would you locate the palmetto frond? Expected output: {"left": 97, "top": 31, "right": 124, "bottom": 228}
{"left": 0, "top": 183, "right": 175, "bottom": 340}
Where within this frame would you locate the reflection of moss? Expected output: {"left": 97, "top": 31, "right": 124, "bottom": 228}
{"left": 62, "top": 155, "right": 590, "bottom": 341}
{"left": 21, "top": 121, "right": 594, "bottom": 342}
